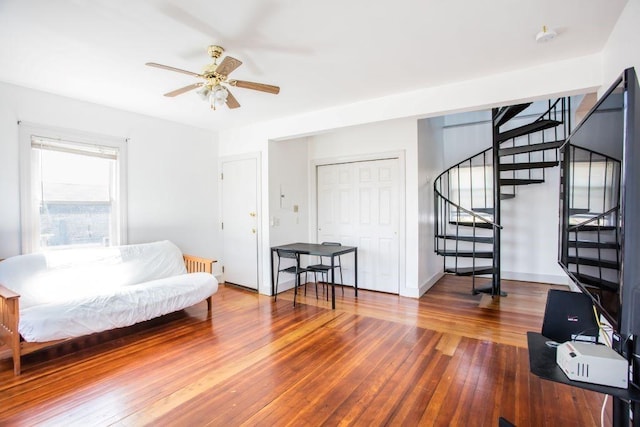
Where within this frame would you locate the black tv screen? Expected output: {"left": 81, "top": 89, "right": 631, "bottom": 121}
{"left": 558, "top": 68, "right": 639, "bottom": 334}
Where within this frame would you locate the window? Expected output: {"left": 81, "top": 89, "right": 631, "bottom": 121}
{"left": 19, "top": 123, "right": 127, "bottom": 253}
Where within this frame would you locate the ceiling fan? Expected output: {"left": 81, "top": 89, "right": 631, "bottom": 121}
{"left": 146, "top": 45, "right": 280, "bottom": 110}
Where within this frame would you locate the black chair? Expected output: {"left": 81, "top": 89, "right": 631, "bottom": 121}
{"left": 307, "top": 242, "right": 344, "bottom": 299}
{"left": 274, "top": 249, "right": 312, "bottom": 306}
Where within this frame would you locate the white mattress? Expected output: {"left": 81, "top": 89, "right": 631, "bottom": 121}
{"left": 19, "top": 272, "right": 217, "bottom": 342}
{"left": 0, "top": 240, "right": 218, "bottom": 342}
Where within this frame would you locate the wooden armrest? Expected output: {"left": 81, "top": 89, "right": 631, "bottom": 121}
{"left": 0, "top": 284, "right": 20, "bottom": 300}
{"left": 0, "top": 283, "right": 21, "bottom": 375}
{"left": 183, "top": 254, "right": 217, "bottom": 274}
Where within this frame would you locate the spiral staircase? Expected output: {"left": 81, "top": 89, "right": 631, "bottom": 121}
{"left": 433, "top": 98, "right": 571, "bottom": 296}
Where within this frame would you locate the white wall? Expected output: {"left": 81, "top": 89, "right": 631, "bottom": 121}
{"left": 602, "top": 0, "right": 640, "bottom": 92}
{"left": 268, "top": 137, "right": 310, "bottom": 246}
{"left": 220, "top": 54, "right": 602, "bottom": 147}
{"left": 0, "top": 82, "right": 220, "bottom": 274}
{"left": 267, "top": 137, "right": 311, "bottom": 291}
{"left": 417, "top": 117, "right": 445, "bottom": 292}
{"left": 441, "top": 110, "right": 493, "bottom": 168}
{"left": 499, "top": 171, "right": 567, "bottom": 284}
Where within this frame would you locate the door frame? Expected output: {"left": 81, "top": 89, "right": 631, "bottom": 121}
{"left": 219, "top": 152, "right": 262, "bottom": 290}
{"left": 309, "top": 150, "right": 406, "bottom": 294}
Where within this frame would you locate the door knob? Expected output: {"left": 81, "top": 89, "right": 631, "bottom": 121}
{"left": 251, "top": 228, "right": 256, "bottom": 234}
{"left": 249, "top": 212, "right": 257, "bottom": 217}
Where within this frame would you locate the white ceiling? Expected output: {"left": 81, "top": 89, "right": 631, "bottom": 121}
{"left": 0, "top": 0, "right": 629, "bottom": 132}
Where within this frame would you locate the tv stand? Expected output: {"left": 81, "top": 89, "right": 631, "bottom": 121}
{"left": 527, "top": 332, "right": 640, "bottom": 426}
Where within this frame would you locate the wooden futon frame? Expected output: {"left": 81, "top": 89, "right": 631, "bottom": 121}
{"left": 0, "top": 254, "right": 214, "bottom": 376}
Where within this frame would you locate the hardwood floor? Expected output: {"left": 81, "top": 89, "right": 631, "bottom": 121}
{"left": 0, "top": 275, "right": 608, "bottom": 426}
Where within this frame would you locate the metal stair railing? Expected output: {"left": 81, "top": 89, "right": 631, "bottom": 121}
{"left": 434, "top": 147, "right": 503, "bottom": 294}
{"left": 566, "top": 206, "right": 621, "bottom": 294}
{"left": 565, "top": 144, "right": 621, "bottom": 217}
{"left": 434, "top": 97, "right": 569, "bottom": 296}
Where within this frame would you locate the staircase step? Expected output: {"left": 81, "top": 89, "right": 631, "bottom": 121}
{"left": 497, "top": 120, "right": 561, "bottom": 143}
{"left": 471, "top": 207, "right": 495, "bottom": 214}
{"left": 449, "top": 221, "right": 495, "bottom": 229}
{"left": 573, "top": 273, "right": 619, "bottom": 292}
{"left": 436, "top": 234, "right": 494, "bottom": 244}
{"left": 500, "top": 193, "right": 516, "bottom": 200}
{"left": 437, "top": 250, "right": 493, "bottom": 258}
{"left": 445, "top": 266, "right": 495, "bottom": 276}
{"left": 568, "top": 256, "right": 619, "bottom": 270}
{"left": 573, "top": 225, "right": 617, "bottom": 232}
{"left": 499, "top": 161, "right": 559, "bottom": 171}
{"left": 500, "top": 178, "right": 545, "bottom": 186}
{"left": 569, "top": 208, "right": 591, "bottom": 215}
{"left": 568, "top": 240, "right": 619, "bottom": 249}
{"left": 494, "top": 103, "right": 532, "bottom": 127}
{"left": 499, "top": 140, "right": 564, "bottom": 157}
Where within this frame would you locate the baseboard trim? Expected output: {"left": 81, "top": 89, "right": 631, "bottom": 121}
{"left": 501, "top": 271, "right": 571, "bottom": 286}
{"left": 400, "top": 270, "right": 444, "bottom": 298}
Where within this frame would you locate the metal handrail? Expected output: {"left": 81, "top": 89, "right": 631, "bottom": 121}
{"left": 433, "top": 147, "right": 492, "bottom": 186}
{"left": 434, "top": 191, "right": 503, "bottom": 230}
{"left": 568, "top": 206, "right": 619, "bottom": 232}
{"left": 533, "top": 97, "right": 564, "bottom": 124}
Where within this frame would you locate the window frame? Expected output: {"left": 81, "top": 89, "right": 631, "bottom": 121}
{"left": 19, "top": 122, "right": 128, "bottom": 253}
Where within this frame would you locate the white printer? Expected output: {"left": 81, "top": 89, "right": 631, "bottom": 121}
{"left": 556, "top": 341, "right": 628, "bottom": 388}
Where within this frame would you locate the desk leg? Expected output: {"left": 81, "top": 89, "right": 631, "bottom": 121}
{"left": 331, "top": 256, "right": 336, "bottom": 309}
{"left": 354, "top": 248, "right": 358, "bottom": 298}
{"left": 271, "top": 249, "right": 275, "bottom": 297}
{"left": 293, "top": 255, "right": 300, "bottom": 307}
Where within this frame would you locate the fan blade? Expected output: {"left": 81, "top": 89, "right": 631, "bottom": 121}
{"left": 146, "top": 62, "right": 202, "bottom": 78}
{"left": 164, "top": 82, "right": 203, "bottom": 97}
{"left": 229, "top": 80, "right": 280, "bottom": 94}
{"left": 226, "top": 89, "right": 241, "bottom": 109}
{"left": 215, "top": 56, "right": 243, "bottom": 77}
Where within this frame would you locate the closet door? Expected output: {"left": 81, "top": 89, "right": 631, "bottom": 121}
{"left": 317, "top": 158, "right": 399, "bottom": 293}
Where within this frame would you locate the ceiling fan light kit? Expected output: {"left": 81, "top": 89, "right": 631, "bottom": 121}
{"left": 195, "top": 85, "right": 225, "bottom": 110}
{"left": 196, "top": 85, "right": 210, "bottom": 101}
{"left": 212, "top": 84, "right": 229, "bottom": 109}
{"left": 146, "top": 45, "right": 280, "bottom": 110}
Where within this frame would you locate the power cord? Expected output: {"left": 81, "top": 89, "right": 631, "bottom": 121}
{"left": 593, "top": 306, "right": 612, "bottom": 348}
{"left": 601, "top": 394, "right": 608, "bottom": 427}
{"left": 590, "top": 306, "right": 611, "bottom": 427}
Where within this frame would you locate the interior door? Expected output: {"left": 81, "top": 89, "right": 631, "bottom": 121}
{"left": 221, "top": 157, "right": 258, "bottom": 289}
{"left": 317, "top": 158, "right": 400, "bottom": 293}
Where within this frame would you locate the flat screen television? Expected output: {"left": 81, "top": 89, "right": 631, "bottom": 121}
{"left": 558, "top": 67, "right": 640, "bottom": 341}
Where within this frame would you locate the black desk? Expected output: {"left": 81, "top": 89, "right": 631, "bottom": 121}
{"left": 527, "top": 331, "right": 640, "bottom": 400}
{"left": 271, "top": 243, "right": 358, "bottom": 309}
{"left": 528, "top": 331, "right": 640, "bottom": 426}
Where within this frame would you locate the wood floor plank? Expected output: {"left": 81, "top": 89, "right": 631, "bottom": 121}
{"left": 238, "top": 316, "right": 403, "bottom": 426}
{"left": 419, "top": 337, "right": 471, "bottom": 425}
{"left": 118, "top": 309, "right": 341, "bottom": 425}
{"left": 436, "top": 332, "right": 461, "bottom": 356}
{"left": 347, "top": 328, "right": 441, "bottom": 425}
{"left": 0, "top": 276, "right": 608, "bottom": 426}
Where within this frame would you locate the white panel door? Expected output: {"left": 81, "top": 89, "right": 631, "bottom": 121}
{"left": 317, "top": 159, "right": 399, "bottom": 293}
{"left": 221, "top": 157, "right": 258, "bottom": 289}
